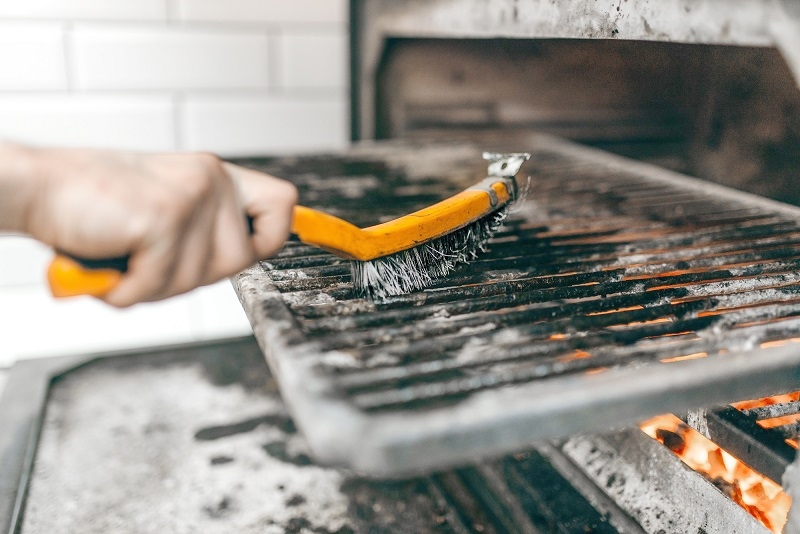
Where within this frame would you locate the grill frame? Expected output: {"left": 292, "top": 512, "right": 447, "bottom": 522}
{"left": 234, "top": 134, "right": 800, "bottom": 476}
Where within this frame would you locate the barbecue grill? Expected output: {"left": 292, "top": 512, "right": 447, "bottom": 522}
{"left": 5, "top": 0, "right": 800, "bottom": 532}
{"left": 234, "top": 135, "right": 800, "bottom": 475}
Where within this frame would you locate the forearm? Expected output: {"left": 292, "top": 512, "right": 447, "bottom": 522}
{"left": 0, "top": 141, "right": 39, "bottom": 233}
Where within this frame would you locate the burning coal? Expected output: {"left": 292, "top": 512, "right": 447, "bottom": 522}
{"left": 640, "top": 413, "right": 790, "bottom": 533}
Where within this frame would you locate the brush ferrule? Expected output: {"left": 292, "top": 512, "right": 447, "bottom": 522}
{"left": 467, "top": 176, "right": 517, "bottom": 206}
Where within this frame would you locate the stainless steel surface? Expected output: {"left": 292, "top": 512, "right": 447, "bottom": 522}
{"left": 233, "top": 134, "right": 800, "bottom": 476}
{"left": 353, "top": 3, "right": 800, "bottom": 208}
{"left": 0, "top": 354, "right": 90, "bottom": 534}
{"left": 359, "top": 0, "right": 789, "bottom": 45}
{"left": 354, "top": 0, "right": 800, "bottom": 141}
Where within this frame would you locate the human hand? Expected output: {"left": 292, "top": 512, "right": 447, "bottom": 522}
{"left": 15, "top": 146, "right": 296, "bottom": 307}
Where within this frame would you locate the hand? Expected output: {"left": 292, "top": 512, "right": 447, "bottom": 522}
{"left": 7, "top": 145, "right": 296, "bottom": 307}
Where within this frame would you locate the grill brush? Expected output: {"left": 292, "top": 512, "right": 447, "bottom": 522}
{"left": 47, "top": 152, "right": 529, "bottom": 300}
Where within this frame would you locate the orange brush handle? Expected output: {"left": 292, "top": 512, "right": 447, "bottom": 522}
{"left": 48, "top": 254, "right": 124, "bottom": 298}
{"left": 291, "top": 179, "right": 513, "bottom": 261}
{"left": 47, "top": 177, "right": 513, "bottom": 298}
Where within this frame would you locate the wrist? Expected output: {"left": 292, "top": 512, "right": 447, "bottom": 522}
{"left": 0, "top": 141, "right": 41, "bottom": 233}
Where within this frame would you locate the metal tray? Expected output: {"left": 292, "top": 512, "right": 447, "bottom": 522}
{"left": 233, "top": 135, "right": 800, "bottom": 476}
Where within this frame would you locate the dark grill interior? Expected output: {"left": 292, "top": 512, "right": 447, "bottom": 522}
{"left": 234, "top": 136, "right": 800, "bottom": 475}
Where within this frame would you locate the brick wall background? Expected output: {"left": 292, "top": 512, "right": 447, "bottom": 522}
{"left": 0, "top": 0, "right": 349, "bottom": 370}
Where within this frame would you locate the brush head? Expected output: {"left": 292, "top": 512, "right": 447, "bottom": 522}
{"left": 351, "top": 207, "right": 509, "bottom": 300}
{"left": 350, "top": 152, "right": 529, "bottom": 300}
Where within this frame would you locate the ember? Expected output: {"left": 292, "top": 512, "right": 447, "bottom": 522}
{"left": 640, "top": 414, "right": 790, "bottom": 533}
{"left": 734, "top": 391, "right": 800, "bottom": 449}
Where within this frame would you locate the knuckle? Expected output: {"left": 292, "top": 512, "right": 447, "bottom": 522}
{"left": 193, "top": 152, "right": 223, "bottom": 179}
{"left": 277, "top": 180, "right": 299, "bottom": 206}
{"left": 195, "top": 151, "right": 221, "bottom": 168}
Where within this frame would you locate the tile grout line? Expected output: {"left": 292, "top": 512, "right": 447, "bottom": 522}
{"left": 62, "top": 21, "right": 75, "bottom": 91}
{"left": 0, "top": 19, "right": 345, "bottom": 31}
{"left": 173, "top": 92, "right": 184, "bottom": 151}
{"left": 165, "top": 0, "right": 178, "bottom": 23}
{"left": 268, "top": 28, "right": 282, "bottom": 94}
{"left": 0, "top": 87, "right": 345, "bottom": 97}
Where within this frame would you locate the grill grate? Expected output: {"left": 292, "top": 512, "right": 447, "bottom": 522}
{"left": 684, "top": 397, "right": 800, "bottom": 485}
{"left": 234, "top": 135, "right": 800, "bottom": 475}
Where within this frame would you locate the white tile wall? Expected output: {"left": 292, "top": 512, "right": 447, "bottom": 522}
{"left": 72, "top": 25, "right": 270, "bottom": 90}
{"left": 176, "top": 0, "right": 347, "bottom": 24}
{"left": 0, "top": 1, "right": 348, "bottom": 368}
{"left": 0, "top": 281, "right": 250, "bottom": 366}
{"left": 190, "top": 280, "right": 253, "bottom": 339}
{"left": 183, "top": 94, "right": 348, "bottom": 155}
{"left": 280, "top": 30, "right": 348, "bottom": 89}
{"left": 0, "top": 236, "right": 51, "bottom": 288}
{"left": 0, "top": 23, "right": 67, "bottom": 90}
{"left": 0, "top": 285, "right": 191, "bottom": 366}
{"left": 0, "top": 0, "right": 167, "bottom": 21}
{"left": 0, "top": 94, "right": 175, "bottom": 151}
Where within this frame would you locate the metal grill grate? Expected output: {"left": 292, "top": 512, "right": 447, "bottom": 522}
{"left": 684, "top": 399, "right": 800, "bottom": 485}
{"left": 234, "top": 135, "right": 800, "bottom": 476}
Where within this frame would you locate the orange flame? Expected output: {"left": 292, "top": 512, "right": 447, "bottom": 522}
{"left": 640, "top": 414, "right": 790, "bottom": 533}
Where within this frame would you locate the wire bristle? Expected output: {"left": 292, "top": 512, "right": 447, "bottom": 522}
{"left": 351, "top": 208, "right": 509, "bottom": 300}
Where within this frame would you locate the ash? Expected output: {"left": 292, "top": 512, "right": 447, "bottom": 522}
{"left": 20, "top": 340, "right": 449, "bottom": 534}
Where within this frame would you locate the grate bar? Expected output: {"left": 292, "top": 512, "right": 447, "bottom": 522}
{"left": 743, "top": 401, "right": 800, "bottom": 420}
{"left": 685, "top": 407, "right": 797, "bottom": 485}
{"left": 310, "top": 272, "right": 800, "bottom": 350}
{"left": 270, "top": 222, "right": 800, "bottom": 298}
{"left": 768, "top": 421, "right": 800, "bottom": 440}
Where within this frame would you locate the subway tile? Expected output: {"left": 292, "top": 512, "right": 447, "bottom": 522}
{"left": 280, "top": 30, "right": 347, "bottom": 89}
{"left": 0, "top": 94, "right": 175, "bottom": 151}
{"left": 177, "top": 0, "right": 347, "bottom": 24}
{"left": 0, "top": 23, "right": 67, "bottom": 90}
{"left": 0, "top": 236, "right": 51, "bottom": 287}
{"left": 71, "top": 25, "right": 270, "bottom": 90}
{"left": 182, "top": 94, "right": 349, "bottom": 156}
{"left": 0, "top": 0, "right": 166, "bottom": 21}
{"left": 0, "top": 285, "right": 197, "bottom": 366}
